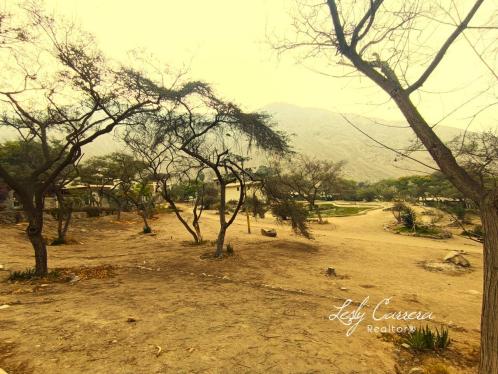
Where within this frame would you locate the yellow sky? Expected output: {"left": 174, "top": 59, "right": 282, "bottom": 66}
{"left": 41, "top": 0, "right": 498, "bottom": 130}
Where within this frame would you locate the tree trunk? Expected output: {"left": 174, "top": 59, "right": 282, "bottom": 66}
{"left": 141, "top": 209, "right": 151, "bottom": 233}
{"left": 193, "top": 220, "right": 202, "bottom": 243}
{"left": 479, "top": 201, "right": 498, "bottom": 374}
{"left": 162, "top": 191, "right": 200, "bottom": 243}
{"left": 26, "top": 208, "right": 48, "bottom": 276}
{"left": 315, "top": 206, "right": 323, "bottom": 224}
{"left": 215, "top": 183, "right": 227, "bottom": 257}
{"left": 60, "top": 208, "right": 72, "bottom": 243}
{"left": 215, "top": 224, "right": 227, "bottom": 258}
{"left": 56, "top": 209, "right": 64, "bottom": 242}
{"left": 55, "top": 191, "right": 72, "bottom": 244}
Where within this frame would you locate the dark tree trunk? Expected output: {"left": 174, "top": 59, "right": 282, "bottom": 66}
{"left": 162, "top": 190, "right": 200, "bottom": 243}
{"left": 479, "top": 200, "right": 498, "bottom": 373}
{"left": 26, "top": 208, "right": 48, "bottom": 276}
{"left": 61, "top": 209, "right": 72, "bottom": 242}
{"left": 141, "top": 210, "right": 151, "bottom": 233}
{"left": 215, "top": 224, "right": 227, "bottom": 258}
{"left": 215, "top": 183, "right": 227, "bottom": 257}
{"left": 56, "top": 208, "right": 72, "bottom": 244}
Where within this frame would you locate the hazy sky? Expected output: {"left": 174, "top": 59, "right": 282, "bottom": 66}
{"left": 41, "top": 0, "right": 497, "bottom": 130}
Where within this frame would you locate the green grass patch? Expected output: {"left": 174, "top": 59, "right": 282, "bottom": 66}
{"left": 395, "top": 224, "right": 452, "bottom": 239}
{"left": 397, "top": 225, "right": 440, "bottom": 235}
{"left": 309, "top": 203, "right": 372, "bottom": 217}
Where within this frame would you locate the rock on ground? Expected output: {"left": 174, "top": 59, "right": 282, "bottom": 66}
{"left": 444, "top": 251, "right": 470, "bottom": 267}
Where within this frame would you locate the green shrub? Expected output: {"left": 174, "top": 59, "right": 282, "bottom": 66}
{"left": 143, "top": 226, "right": 152, "bottom": 234}
{"left": 8, "top": 268, "right": 37, "bottom": 281}
{"left": 8, "top": 268, "right": 61, "bottom": 281}
{"left": 51, "top": 238, "right": 66, "bottom": 246}
{"left": 271, "top": 201, "right": 312, "bottom": 239}
{"left": 400, "top": 207, "right": 416, "bottom": 229}
{"left": 85, "top": 207, "right": 101, "bottom": 218}
{"left": 404, "top": 325, "right": 450, "bottom": 352}
{"left": 391, "top": 201, "right": 408, "bottom": 223}
{"left": 245, "top": 195, "right": 266, "bottom": 218}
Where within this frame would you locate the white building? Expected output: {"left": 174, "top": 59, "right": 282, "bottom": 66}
{"left": 224, "top": 181, "right": 265, "bottom": 202}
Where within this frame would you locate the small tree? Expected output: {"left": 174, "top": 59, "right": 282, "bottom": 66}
{"left": 79, "top": 153, "right": 145, "bottom": 219}
{"left": 124, "top": 120, "right": 210, "bottom": 243}
{"left": 149, "top": 85, "right": 290, "bottom": 257}
{"left": 391, "top": 201, "right": 408, "bottom": 224}
{"left": 124, "top": 176, "right": 156, "bottom": 234}
{"left": 273, "top": 156, "right": 344, "bottom": 223}
{"left": 261, "top": 167, "right": 313, "bottom": 239}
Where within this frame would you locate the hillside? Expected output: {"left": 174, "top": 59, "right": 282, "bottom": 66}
{"left": 0, "top": 103, "right": 464, "bottom": 182}
{"left": 263, "top": 103, "right": 463, "bottom": 182}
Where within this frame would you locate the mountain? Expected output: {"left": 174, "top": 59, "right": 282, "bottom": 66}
{"left": 262, "top": 103, "right": 463, "bottom": 182}
{"left": 0, "top": 103, "right": 463, "bottom": 182}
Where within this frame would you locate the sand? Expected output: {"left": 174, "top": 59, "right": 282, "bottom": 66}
{"left": 0, "top": 204, "right": 483, "bottom": 373}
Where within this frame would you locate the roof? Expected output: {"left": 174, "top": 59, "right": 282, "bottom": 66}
{"left": 64, "top": 184, "right": 115, "bottom": 191}
{"left": 225, "top": 181, "right": 262, "bottom": 188}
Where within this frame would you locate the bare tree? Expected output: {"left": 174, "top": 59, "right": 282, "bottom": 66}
{"left": 149, "top": 85, "right": 290, "bottom": 257}
{"left": 124, "top": 121, "right": 209, "bottom": 243}
{"left": 0, "top": 5, "right": 188, "bottom": 276}
{"left": 277, "top": 1, "right": 498, "bottom": 371}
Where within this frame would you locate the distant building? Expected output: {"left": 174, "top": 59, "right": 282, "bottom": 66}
{"left": 225, "top": 181, "right": 265, "bottom": 202}
{"left": 60, "top": 184, "right": 115, "bottom": 209}
{"left": 0, "top": 180, "right": 20, "bottom": 210}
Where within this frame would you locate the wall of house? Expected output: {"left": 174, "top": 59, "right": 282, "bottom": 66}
{"left": 225, "top": 184, "right": 265, "bottom": 203}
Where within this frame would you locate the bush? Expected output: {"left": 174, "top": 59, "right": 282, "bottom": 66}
{"left": 84, "top": 207, "right": 101, "bottom": 218}
{"left": 271, "top": 201, "right": 312, "bottom": 239}
{"left": 400, "top": 207, "right": 416, "bottom": 229}
{"left": 404, "top": 325, "right": 450, "bottom": 352}
{"left": 8, "top": 268, "right": 61, "bottom": 281}
{"left": 391, "top": 202, "right": 408, "bottom": 223}
{"left": 8, "top": 268, "right": 37, "bottom": 281}
{"left": 51, "top": 238, "right": 66, "bottom": 246}
{"left": 226, "top": 199, "right": 240, "bottom": 212}
{"left": 245, "top": 195, "right": 266, "bottom": 218}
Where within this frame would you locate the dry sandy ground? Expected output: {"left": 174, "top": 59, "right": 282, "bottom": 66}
{"left": 0, "top": 204, "right": 483, "bottom": 373}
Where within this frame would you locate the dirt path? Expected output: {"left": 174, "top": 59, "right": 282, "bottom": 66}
{"left": 0, "top": 207, "right": 482, "bottom": 373}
